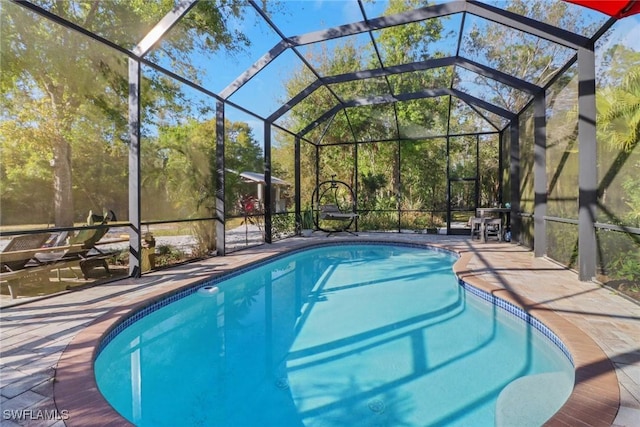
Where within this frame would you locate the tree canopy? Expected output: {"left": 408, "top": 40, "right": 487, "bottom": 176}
{"left": 1, "top": 0, "right": 252, "bottom": 226}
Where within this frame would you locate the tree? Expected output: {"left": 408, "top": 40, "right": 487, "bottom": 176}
{"left": 223, "top": 121, "right": 264, "bottom": 215}
{"left": 1, "top": 0, "right": 252, "bottom": 226}
{"left": 597, "top": 66, "right": 640, "bottom": 225}
{"left": 277, "top": 0, "right": 449, "bottom": 222}
{"left": 598, "top": 68, "right": 640, "bottom": 153}
{"left": 141, "top": 118, "right": 263, "bottom": 251}
{"left": 465, "top": 0, "right": 595, "bottom": 112}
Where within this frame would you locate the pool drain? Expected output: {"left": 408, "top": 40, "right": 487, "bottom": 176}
{"left": 368, "top": 399, "right": 385, "bottom": 414}
{"left": 275, "top": 377, "right": 289, "bottom": 389}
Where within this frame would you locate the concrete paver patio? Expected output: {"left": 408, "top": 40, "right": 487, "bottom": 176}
{"left": 0, "top": 234, "right": 638, "bottom": 426}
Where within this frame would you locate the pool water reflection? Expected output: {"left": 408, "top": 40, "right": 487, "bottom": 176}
{"left": 95, "top": 244, "right": 574, "bottom": 427}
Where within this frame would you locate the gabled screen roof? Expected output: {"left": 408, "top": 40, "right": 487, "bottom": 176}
{"left": 20, "top": 0, "right": 629, "bottom": 144}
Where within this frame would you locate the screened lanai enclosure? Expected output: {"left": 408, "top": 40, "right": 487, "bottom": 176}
{"left": 1, "top": 0, "right": 639, "bottom": 302}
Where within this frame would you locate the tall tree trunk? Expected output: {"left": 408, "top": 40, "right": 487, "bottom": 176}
{"left": 45, "top": 80, "right": 76, "bottom": 227}
{"left": 53, "top": 137, "right": 74, "bottom": 227}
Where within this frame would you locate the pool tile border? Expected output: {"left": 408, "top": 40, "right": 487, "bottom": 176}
{"left": 54, "top": 241, "right": 620, "bottom": 427}
{"left": 460, "top": 279, "right": 573, "bottom": 365}
{"left": 454, "top": 252, "right": 619, "bottom": 427}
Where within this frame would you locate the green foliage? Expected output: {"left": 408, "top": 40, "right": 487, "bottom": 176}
{"left": 142, "top": 118, "right": 220, "bottom": 250}
{"left": 546, "top": 221, "right": 579, "bottom": 269}
{"left": 278, "top": 0, "right": 451, "bottom": 220}
{"left": 400, "top": 139, "right": 447, "bottom": 211}
{"left": 596, "top": 47, "right": 640, "bottom": 228}
{"left": 359, "top": 172, "right": 389, "bottom": 210}
{"left": 193, "top": 221, "right": 216, "bottom": 255}
{"left": 301, "top": 208, "right": 314, "bottom": 230}
{"left": 599, "top": 45, "right": 640, "bottom": 92}
{"left": 142, "top": 118, "right": 217, "bottom": 224}
{"left": 272, "top": 213, "right": 296, "bottom": 240}
{"left": 140, "top": 117, "right": 263, "bottom": 248}
{"left": 223, "top": 121, "right": 265, "bottom": 216}
{"left": 1, "top": 0, "right": 256, "bottom": 227}
{"left": 465, "top": 0, "right": 589, "bottom": 113}
{"left": 154, "top": 245, "right": 186, "bottom": 267}
{"left": 361, "top": 172, "right": 388, "bottom": 196}
{"left": 358, "top": 211, "right": 398, "bottom": 231}
{"left": 621, "top": 178, "right": 640, "bottom": 227}
{"left": 607, "top": 250, "right": 640, "bottom": 282}
{"left": 597, "top": 69, "right": 640, "bottom": 153}
{"left": 374, "top": 0, "right": 444, "bottom": 64}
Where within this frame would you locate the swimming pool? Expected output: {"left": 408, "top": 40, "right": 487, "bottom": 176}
{"left": 94, "top": 243, "right": 574, "bottom": 426}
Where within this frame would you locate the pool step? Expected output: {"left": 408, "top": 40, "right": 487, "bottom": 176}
{"left": 495, "top": 371, "right": 573, "bottom": 427}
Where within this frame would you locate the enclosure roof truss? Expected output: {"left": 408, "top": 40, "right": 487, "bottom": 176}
{"left": 220, "top": 0, "right": 590, "bottom": 141}
{"left": 13, "top": 0, "right": 608, "bottom": 142}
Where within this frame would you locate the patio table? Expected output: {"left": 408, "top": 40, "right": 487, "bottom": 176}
{"left": 475, "top": 207, "right": 511, "bottom": 242}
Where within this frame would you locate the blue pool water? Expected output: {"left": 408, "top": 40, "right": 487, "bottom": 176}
{"left": 95, "top": 244, "right": 574, "bottom": 427}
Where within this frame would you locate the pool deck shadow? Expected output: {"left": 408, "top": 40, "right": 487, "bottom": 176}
{"left": 0, "top": 234, "right": 638, "bottom": 426}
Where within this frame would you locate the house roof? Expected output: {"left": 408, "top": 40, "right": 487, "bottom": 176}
{"left": 240, "top": 171, "right": 289, "bottom": 186}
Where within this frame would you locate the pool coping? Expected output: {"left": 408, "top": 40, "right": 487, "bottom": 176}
{"left": 53, "top": 241, "right": 619, "bottom": 427}
{"left": 453, "top": 252, "right": 619, "bottom": 427}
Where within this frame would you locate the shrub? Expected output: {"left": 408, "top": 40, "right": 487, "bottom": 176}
{"left": 272, "top": 212, "right": 296, "bottom": 240}
{"left": 301, "top": 208, "right": 314, "bottom": 229}
{"left": 155, "top": 245, "right": 185, "bottom": 267}
{"left": 607, "top": 250, "right": 640, "bottom": 282}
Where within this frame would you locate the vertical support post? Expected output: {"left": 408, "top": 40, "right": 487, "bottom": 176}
{"left": 264, "top": 123, "right": 272, "bottom": 244}
{"left": 510, "top": 119, "right": 521, "bottom": 243}
{"left": 475, "top": 134, "right": 480, "bottom": 209}
{"left": 446, "top": 136, "right": 451, "bottom": 234}
{"left": 215, "top": 101, "right": 226, "bottom": 255}
{"left": 128, "top": 58, "right": 142, "bottom": 277}
{"left": 396, "top": 140, "right": 401, "bottom": 232}
{"left": 354, "top": 141, "right": 359, "bottom": 231}
{"left": 534, "top": 92, "right": 547, "bottom": 257}
{"left": 315, "top": 145, "right": 320, "bottom": 207}
{"left": 577, "top": 45, "right": 597, "bottom": 281}
{"left": 294, "top": 136, "right": 301, "bottom": 231}
{"left": 498, "top": 131, "right": 504, "bottom": 205}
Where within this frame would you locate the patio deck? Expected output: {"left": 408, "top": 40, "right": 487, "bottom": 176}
{"left": 0, "top": 234, "right": 638, "bottom": 426}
